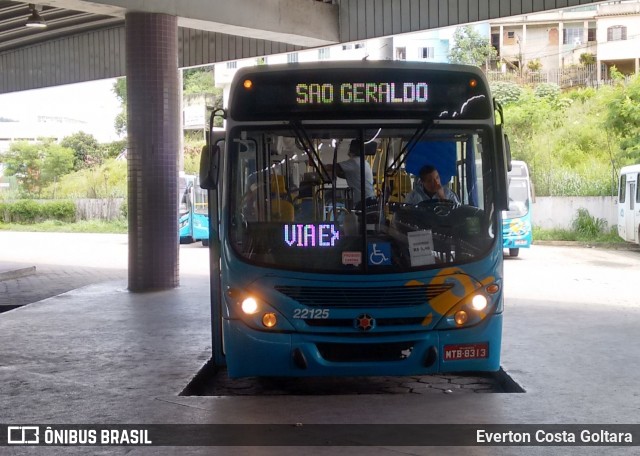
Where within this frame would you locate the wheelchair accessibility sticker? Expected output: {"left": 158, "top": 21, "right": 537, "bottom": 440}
{"left": 368, "top": 242, "right": 391, "bottom": 266}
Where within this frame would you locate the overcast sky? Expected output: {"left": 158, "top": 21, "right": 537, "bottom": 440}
{"left": 0, "top": 78, "right": 122, "bottom": 142}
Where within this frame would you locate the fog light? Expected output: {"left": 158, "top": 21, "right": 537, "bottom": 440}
{"left": 241, "top": 297, "right": 258, "bottom": 315}
{"left": 471, "top": 294, "right": 488, "bottom": 311}
{"left": 454, "top": 310, "right": 468, "bottom": 326}
{"left": 262, "top": 313, "right": 277, "bottom": 328}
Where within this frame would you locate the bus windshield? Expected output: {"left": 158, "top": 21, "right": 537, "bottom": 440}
{"left": 228, "top": 125, "right": 496, "bottom": 274}
{"left": 506, "top": 178, "right": 530, "bottom": 218}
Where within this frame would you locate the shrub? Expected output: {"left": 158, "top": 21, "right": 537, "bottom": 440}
{"left": 120, "top": 200, "right": 128, "bottom": 219}
{"left": 8, "top": 200, "right": 43, "bottom": 223}
{"left": 491, "top": 81, "right": 523, "bottom": 105}
{"left": 534, "top": 82, "right": 561, "bottom": 100}
{"left": 0, "top": 200, "right": 77, "bottom": 224}
{"left": 571, "top": 208, "right": 606, "bottom": 237}
{"left": 42, "top": 201, "right": 76, "bottom": 222}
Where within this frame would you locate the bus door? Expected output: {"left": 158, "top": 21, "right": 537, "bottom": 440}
{"left": 624, "top": 172, "right": 639, "bottom": 243}
{"left": 179, "top": 175, "right": 195, "bottom": 241}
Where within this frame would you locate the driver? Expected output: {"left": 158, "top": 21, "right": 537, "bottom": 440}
{"left": 405, "top": 165, "right": 459, "bottom": 205}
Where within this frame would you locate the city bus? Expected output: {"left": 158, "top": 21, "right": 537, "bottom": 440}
{"left": 200, "top": 61, "right": 511, "bottom": 378}
{"left": 617, "top": 164, "right": 640, "bottom": 245}
{"left": 502, "top": 160, "right": 533, "bottom": 257}
{"left": 179, "top": 172, "right": 209, "bottom": 246}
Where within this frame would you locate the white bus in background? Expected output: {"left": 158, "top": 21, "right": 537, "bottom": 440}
{"left": 618, "top": 164, "right": 640, "bottom": 245}
{"left": 502, "top": 160, "right": 533, "bottom": 257}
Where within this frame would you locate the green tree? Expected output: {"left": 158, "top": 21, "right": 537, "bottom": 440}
{"left": 183, "top": 68, "right": 216, "bottom": 94}
{"left": 99, "top": 139, "right": 128, "bottom": 160}
{"left": 1, "top": 141, "right": 42, "bottom": 195}
{"left": 112, "top": 77, "right": 127, "bottom": 137}
{"left": 579, "top": 53, "right": 595, "bottom": 66}
{"left": 41, "top": 143, "right": 74, "bottom": 184}
{"left": 527, "top": 59, "right": 542, "bottom": 72}
{"left": 604, "top": 74, "right": 640, "bottom": 164}
{"left": 1, "top": 140, "right": 74, "bottom": 196}
{"left": 43, "top": 158, "right": 127, "bottom": 199}
{"left": 60, "top": 131, "right": 101, "bottom": 170}
{"left": 183, "top": 66, "right": 224, "bottom": 128}
{"left": 448, "top": 25, "right": 497, "bottom": 68}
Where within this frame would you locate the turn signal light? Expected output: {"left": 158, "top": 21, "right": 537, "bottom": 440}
{"left": 486, "top": 284, "right": 500, "bottom": 294}
{"left": 243, "top": 79, "right": 253, "bottom": 89}
{"left": 262, "top": 313, "right": 277, "bottom": 328}
{"left": 454, "top": 310, "right": 468, "bottom": 326}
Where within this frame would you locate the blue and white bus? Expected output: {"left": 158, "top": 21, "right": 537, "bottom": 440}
{"left": 502, "top": 160, "right": 533, "bottom": 257}
{"left": 618, "top": 164, "right": 640, "bottom": 245}
{"left": 200, "top": 61, "right": 511, "bottom": 377}
{"left": 179, "top": 172, "right": 209, "bottom": 246}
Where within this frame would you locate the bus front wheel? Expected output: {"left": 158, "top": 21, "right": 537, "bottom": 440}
{"left": 509, "top": 248, "right": 519, "bottom": 257}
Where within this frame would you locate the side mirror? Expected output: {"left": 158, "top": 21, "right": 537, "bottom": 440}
{"left": 504, "top": 134, "right": 512, "bottom": 172}
{"left": 495, "top": 125, "right": 510, "bottom": 211}
{"left": 199, "top": 144, "right": 220, "bottom": 189}
{"left": 364, "top": 142, "right": 378, "bottom": 156}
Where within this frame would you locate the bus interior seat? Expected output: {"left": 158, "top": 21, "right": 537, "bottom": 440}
{"left": 271, "top": 198, "right": 295, "bottom": 222}
{"left": 294, "top": 173, "right": 322, "bottom": 220}
{"left": 270, "top": 175, "right": 288, "bottom": 197}
{"left": 387, "top": 172, "right": 413, "bottom": 203}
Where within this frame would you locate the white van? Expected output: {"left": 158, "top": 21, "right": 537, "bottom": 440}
{"left": 617, "top": 164, "right": 640, "bottom": 244}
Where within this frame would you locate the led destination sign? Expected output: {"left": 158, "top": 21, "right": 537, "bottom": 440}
{"left": 284, "top": 223, "right": 340, "bottom": 248}
{"left": 296, "top": 82, "right": 429, "bottom": 105}
{"left": 230, "top": 66, "right": 492, "bottom": 121}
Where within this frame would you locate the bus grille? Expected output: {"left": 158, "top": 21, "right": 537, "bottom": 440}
{"left": 274, "top": 284, "right": 453, "bottom": 308}
{"left": 304, "top": 317, "right": 426, "bottom": 327}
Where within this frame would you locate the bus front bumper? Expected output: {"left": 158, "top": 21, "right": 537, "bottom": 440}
{"left": 223, "top": 314, "right": 502, "bottom": 378}
{"left": 503, "top": 235, "right": 532, "bottom": 249}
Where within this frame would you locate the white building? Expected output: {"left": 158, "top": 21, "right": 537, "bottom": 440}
{"left": 212, "top": 24, "right": 491, "bottom": 104}
{"left": 0, "top": 115, "right": 89, "bottom": 153}
{"left": 490, "top": 1, "right": 640, "bottom": 80}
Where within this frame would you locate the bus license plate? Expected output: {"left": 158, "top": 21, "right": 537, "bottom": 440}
{"left": 443, "top": 343, "right": 489, "bottom": 360}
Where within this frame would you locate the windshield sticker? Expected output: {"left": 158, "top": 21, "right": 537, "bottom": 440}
{"left": 368, "top": 242, "right": 391, "bottom": 266}
{"left": 408, "top": 230, "right": 436, "bottom": 266}
{"left": 342, "top": 251, "right": 362, "bottom": 266}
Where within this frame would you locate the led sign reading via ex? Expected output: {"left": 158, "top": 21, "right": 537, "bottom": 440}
{"left": 296, "top": 82, "right": 428, "bottom": 105}
{"left": 284, "top": 224, "right": 340, "bottom": 247}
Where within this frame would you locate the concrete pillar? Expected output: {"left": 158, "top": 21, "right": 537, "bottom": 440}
{"left": 126, "top": 13, "right": 180, "bottom": 291}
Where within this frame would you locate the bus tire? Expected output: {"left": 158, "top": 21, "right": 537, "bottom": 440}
{"left": 202, "top": 239, "right": 210, "bottom": 247}
{"left": 509, "top": 248, "right": 519, "bottom": 257}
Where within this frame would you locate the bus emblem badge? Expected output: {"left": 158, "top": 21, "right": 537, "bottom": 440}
{"left": 355, "top": 314, "right": 375, "bottom": 331}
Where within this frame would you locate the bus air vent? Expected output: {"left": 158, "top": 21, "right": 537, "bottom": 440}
{"left": 275, "top": 284, "right": 453, "bottom": 308}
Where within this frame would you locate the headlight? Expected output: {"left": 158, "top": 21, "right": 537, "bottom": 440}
{"left": 436, "top": 283, "right": 500, "bottom": 329}
{"left": 225, "top": 287, "right": 295, "bottom": 331}
{"left": 471, "top": 294, "right": 488, "bottom": 311}
{"left": 241, "top": 297, "right": 258, "bottom": 315}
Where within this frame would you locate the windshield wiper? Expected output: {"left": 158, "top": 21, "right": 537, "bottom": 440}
{"left": 385, "top": 120, "right": 433, "bottom": 177}
{"left": 290, "top": 121, "right": 332, "bottom": 184}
